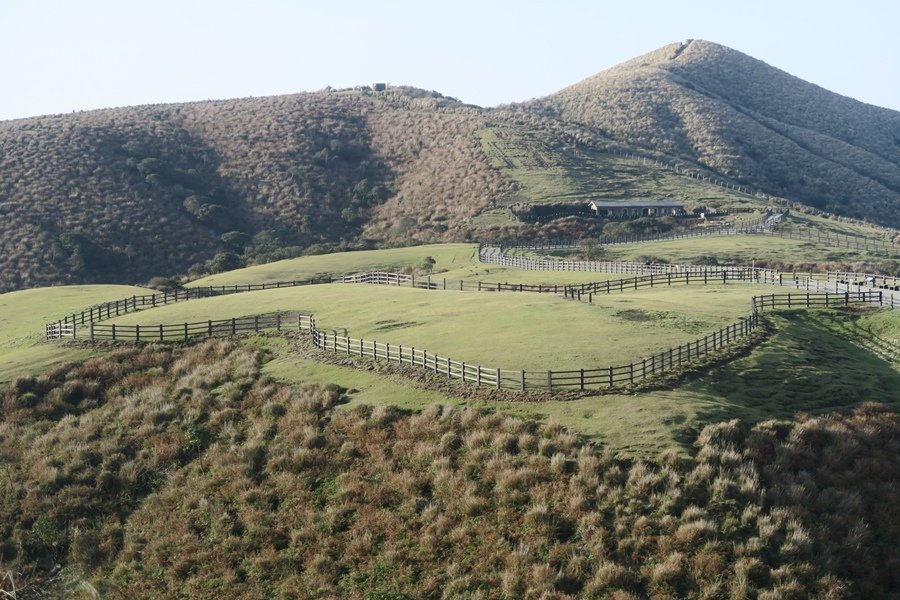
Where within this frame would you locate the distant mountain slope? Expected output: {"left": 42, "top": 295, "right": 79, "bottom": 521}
{"left": 2, "top": 40, "right": 900, "bottom": 291}
{"left": 524, "top": 40, "right": 900, "bottom": 224}
{"left": 0, "top": 89, "right": 509, "bottom": 291}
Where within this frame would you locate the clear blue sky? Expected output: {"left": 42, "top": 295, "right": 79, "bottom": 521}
{"left": 2, "top": 0, "right": 898, "bottom": 121}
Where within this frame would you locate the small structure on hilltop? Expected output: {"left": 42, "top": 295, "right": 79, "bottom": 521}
{"left": 587, "top": 199, "right": 685, "bottom": 219}
{"left": 372, "top": 82, "right": 386, "bottom": 92}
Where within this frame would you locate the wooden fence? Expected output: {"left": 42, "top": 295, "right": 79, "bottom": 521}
{"left": 342, "top": 269, "right": 785, "bottom": 301}
{"left": 827, "top": 271, "right": 900, "bottom": 290}
{"left": 304, "top": 291, "right": 884, "bottom": 391}
{"left": 50, "top": 313, "right": 315, "bottom": 342}
{"left": 310, "top": 312, "right": 759, "bottom": 390}
{"left": 45, "top": 276, "right": 332, "bottom": 333}
{"left": 53, "top": 291, "right": 885, "bottom": 391}
{"left": 491, "top": 212, "right": 898, "bottom": 256}
{"left": 480, "top": 247, "right": 788, "bottom": 280}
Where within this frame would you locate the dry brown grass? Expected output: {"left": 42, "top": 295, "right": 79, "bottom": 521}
{"left": 1, "top": 343, "right": 899, "bottom": 598}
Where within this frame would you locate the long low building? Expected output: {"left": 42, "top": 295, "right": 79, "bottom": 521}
{"left": 588, "top": 199, "right": 685, "bottom": 218}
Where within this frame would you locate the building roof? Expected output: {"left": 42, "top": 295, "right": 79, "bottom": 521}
{"left": 587, "top": 199, "right": 684, "bottom": 209}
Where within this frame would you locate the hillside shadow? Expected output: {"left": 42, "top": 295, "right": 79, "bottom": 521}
{"left": 685, "top": 312, "right": 900, "bottom": 427}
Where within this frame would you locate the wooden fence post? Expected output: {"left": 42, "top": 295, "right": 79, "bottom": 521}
{"left": 520, "top": 370, "right": 525, "bottom": 391}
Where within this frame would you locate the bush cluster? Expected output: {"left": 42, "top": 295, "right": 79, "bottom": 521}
{"left": 2, "top": 341, "right": 898, "bottom": 598}
{"left": 0, "top": 88, "right": 511, "bottom": 291}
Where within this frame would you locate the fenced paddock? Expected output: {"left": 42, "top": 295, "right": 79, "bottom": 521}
{"left": 50, "top": 291, "right": 887, "bottom": 391}
{"left": 45, "top": 277, "right": 332, "bottom": 333}
{"left": 310, "top": 292, "right": 883, "bottom": 391}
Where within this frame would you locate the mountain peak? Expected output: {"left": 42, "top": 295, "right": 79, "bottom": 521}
{"left": 525, "top": 40, "right": 900, "bottom": 225}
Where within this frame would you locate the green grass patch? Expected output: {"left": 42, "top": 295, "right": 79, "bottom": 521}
{"left": 0, "top": 284, "right": 152, "bottom": 382}
{"left": 104, "top": 283, "right": 769, "bottom": 371}
{"left": 189, "top": 243, "right": 478, "bottom": 286}
{"left": 255, "top": 310, "right": 900, "bottom": 458}
{"left": 475, "top": 125, "right": 760, "bottom": 211}
{"left": 536, "top": 233, "right": 891, "bottom": 266}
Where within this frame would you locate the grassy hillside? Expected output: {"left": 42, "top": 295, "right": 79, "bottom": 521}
{"left": 105, "top": 283, "right": 769, "bottom": 371}
{"left": 474, "top": 124, "right": 761, "bottom": 209}
{"left": 524, "top": 40, "right": 900, "bottom": 226}
{"left": 2, "top": 341, "right": 899, "bottom": 597}
{"left": 190, "top": 243, "right": 478, "bottom": 286}
{"left": 0, "top": 284, "right": 151, "bottom": 384}
{"left": 4, "top": 40, "right": 900, "bottom": 291}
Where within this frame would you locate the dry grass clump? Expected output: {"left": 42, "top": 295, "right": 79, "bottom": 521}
{"left": 0, "top": 340, "right": 267, "bottom": 594}
{"left": 2, "top": 345, "right": 899, "bottom": 598}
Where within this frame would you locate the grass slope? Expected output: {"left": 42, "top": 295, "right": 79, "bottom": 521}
{"left": 0, "top": 284, "right": 151, "bottom": 383}
{"left": 475, "top": 125, "right": 759, "bottom": 209}
{"left": 260, "top": 310, "right": 900, "bottom": 457}
{"left": 3, "top": 342, "right": 899, "bottom": 597}
{"left": 105, "top": 283, "right": 768, "bottom": 371}
{"left": 189, "top": 243, "right": 478, "bottom": 286}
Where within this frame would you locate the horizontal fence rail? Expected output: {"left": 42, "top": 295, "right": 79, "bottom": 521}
{"left": 44, "top": 276, "right": 333, "bottom": 336}
{"left": 491, "top": 210, "right": 898, "bottom": 255}
{"left": 58, "top": 313, "right": 315, "bottom": 342}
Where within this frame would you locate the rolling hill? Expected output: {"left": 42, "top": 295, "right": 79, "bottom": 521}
{"left": 2, "top": 40, "right": 899, "bottom": 292}
{"left": 523, "top": 39, "right": 900, "bottom": 223}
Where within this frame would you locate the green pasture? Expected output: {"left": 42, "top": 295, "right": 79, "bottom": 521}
{"left": 5, "top": 241, "right": 899, "bottom": 458}
{"left": 255, "top": 309, "right": 900, "bottom": 458}
{"left": 104, "top": 283, "right": 770, "bottom": 371}
{"left": 189, "top": 241, "right": 631, "bottom": 287}
{"left": 0, "top": 284, "right": 151, "bottom": 383}
{"left": 189, "top": 243, "right": 477, "bottom": 286}
{"left": 474, "top": 125, "right": 762, "bottom": 211}
{"left": 783, "top": 212, "right": 898, "bottom": 242}
{"left": 526, "top": 233, "right": 892, "bottom": 266}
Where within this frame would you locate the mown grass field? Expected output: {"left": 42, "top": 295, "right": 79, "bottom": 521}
{"left": 526, "top": 231, "right": 896, "bottom": 267}
{"left": 190, "top": 242, "right": 629, "bottom": 287}
{"left": 5, "top": 240, "right": 899, "bottom": 457}
{"left": 474, "top": 125, "right": 761, "bottom": 211}
{"left": 0, "top": 284, "right": 151, "bottom": 383}
{"left": 104, "top": 283, "right": 770, "bottom": 371}
{"left": 190, "top": 243, "right": 477, "bottom": 286}
{"left": 259, "top": 309, "right": 900, "bottom": 457}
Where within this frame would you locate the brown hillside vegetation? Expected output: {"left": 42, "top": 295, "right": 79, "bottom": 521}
{"left": 2, "top": 341, "right": 899, "bottom": 598}
{"left": 0, "top": 88, "right": 509, "bottom": 292}
{"left": 3, "top": 40, "right": 900, "bottom": 291}
{"left": 524, "top": 39, "right": 900, "bottom": 225}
